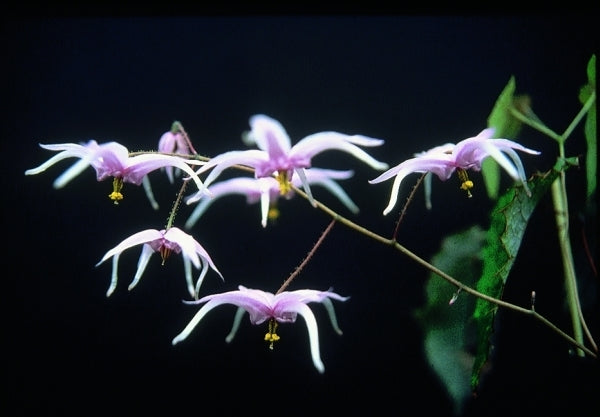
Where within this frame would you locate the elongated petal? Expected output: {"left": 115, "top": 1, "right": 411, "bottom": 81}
{"left": 193, "top": 258, "right": 210, "bottom": 299}
{"left": 96, "top": 229, "right": 163, "bottom": 266}
{"left": 196, "top": 150, "right": 269, "bottom": 189}
{"left": 183, "top": 256, "right": 195, "bottom": 298}
{"left": 294, "top": 302, "right": 325, "bottom": 373}
{"left": 248, "top": 114, "right": 293, "bottom": 157}
{"left": 322, "top": 297, "right": 344, "bottom": 335}
{"left": 487, "top": 145, "right": 535, "bottom": 196}
{"left": 142, "top": 175, "right": 160, "bottom": 210}
{"left": 291, "top": 132, "right": 389, "bottom": 171}
{"left": 172, "top": 298, "right": 232, "bottom": 345}
{"left": 127, "top": 244, "right": 155, "bottom": 292}
{"left": 225, "top": 307, "right": 247, "bottom": 343}
{"left": 172, "top": 288, "right": 274, "bottom": 344}
{"left": 25, "top": 142, "right": 100, "bottom": 187}
{"left": 184, "top": 198, "right": 213, "bottom": 230}
{"left": 186, "top": 287, "right": 274, "bottom": 325}
{"left": 184, "top": 176, "right": 271, "bottom": 228}
{"left": 478, "top": 140, "right": 521, "bottom": 178}
{"left": 305, "top": 171, "right": 359, "bottom": 214}
{"left": 369, "top": 156, "right": 454, "bottom": 184}
{"left": 369, "top": 157, "right": 456, "bottom": 215}
{"left": 52, "top": 157, "right": 95, "bottom": 189}
{"left": 187, "top": 177, "right": 265, "bottom": 206}
{"left": 123, "top": 154, "right": 205, "bottom": 189}
{"left": 260, "top": 187, "right": 271, "bottom": 228}
{"left": 25, "top": 142, "right": 95, "bottom": 174}
{"left": 294, "top": 167, "right": 316, "bottom": 206}
{"left": 106, "top": 253, "right": 121, "bottom": 297}
{"left": 274, "top": 288, "right": 349, "bottom": 305}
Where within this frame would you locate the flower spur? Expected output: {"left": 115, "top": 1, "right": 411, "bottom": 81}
{"left": 184, "top": 168, "right": 360, "bottom": 229}
{"left": 25, "top": 140, "right": 205, "bottom": 204}
{"left": 194, "top": 114, "right": 388, "bottom": 206}
{"left": 369, "top": 128, "right": 541, "bottom": 215}
{"left": 171, "top": 285, "right": 349, "bottom": 373}
{"left": 96, "top": 227, "right": 223, "bottom": 298}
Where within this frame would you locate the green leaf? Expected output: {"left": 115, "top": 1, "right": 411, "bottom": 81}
{"left": 579, "top": 54, "right": 596, "bottom": 201}
{"left": 487, "top": 76, "right": 522, "bottom": 139}
{"left": 484, "top": 76, "right": 531, "bottom": 200}
{"left": 481, "top": 157, "right": 500, "bottom": 200}
{"left": 470, "top": 156, "right": 579, "bottom": 392}
{"left": 414, "top": 225, "right": 486, "bottom": 415}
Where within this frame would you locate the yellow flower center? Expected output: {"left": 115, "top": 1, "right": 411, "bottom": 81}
{"left": 456, "top": 168, "right": 473, "bottom": 198}
{"left": 275, "top": 171, "right": 292, "bottom": 195}
{"left": 264, "top": 318, "right": 280, "bottom": 350}
{"left": 108, "top": 177, "right": 124, "bottom": 204}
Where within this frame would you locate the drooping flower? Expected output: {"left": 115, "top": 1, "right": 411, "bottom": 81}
{"left": 194, "top": 114, "right": 388, "bottom": 206}
{"left": 141, "top": 125, "right": 195, "bottom": 210}
{"left": 25, "top": 140, "right": 205, "bottom": 204}
{"left": 158, "top": 122, "right": 192, "bottom": 184}
{"left": 171, "top": 285, "right": 349, "bottom": 373}
{"left": 184, "top": 168, "right": 359, "bottom": 229}
{"left": 368, "top": 128, "right": 541, "bottom": 215}
{"left": 96, "top": 227, "right": 223, "bottom": 298}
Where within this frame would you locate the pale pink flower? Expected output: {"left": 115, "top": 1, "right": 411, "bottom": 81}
{"left": 369, "top": 128, "right": 540, "bottom": 215}
{"left": 96, "top": 227, "right": 223, "bottom": 298}
{"left": 25, "top": 140, "right": 205, "bottom": 203}
{"left": 195, "top": 114, "right": 388, "bottom": 206}
{"left": 184, "top": 168, "right": 359, "bottom": 229}
{"left": 172, "top": 285, "right": 349, "bottom": 373}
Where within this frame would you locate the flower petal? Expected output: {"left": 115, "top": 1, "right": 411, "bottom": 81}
{"left": 127, "top": 244, "right": 155, "bottom": 292}
{"left": 248, "top": 114, "right": 293, "bottom": 157}
{"left": 96, "top": 229, "right": 163, "bottom": 266}
{"left": 294, "top": 302, "right": 325, "bottom": 373}
{"left": 291, "top": 132, "right": 389, "bottom": 171}
{"left": 171, "top": 298, "right": 232, "bottom": 345}
{"left": 196, "top": 150, "right": 269, "bottom": 189}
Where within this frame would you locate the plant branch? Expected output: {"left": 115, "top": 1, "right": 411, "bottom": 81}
{"left": 276, "top": 218, "right": 336, "bottom": 295}
{"left": 291, "top": 184, "right": 598, "bottom": 358}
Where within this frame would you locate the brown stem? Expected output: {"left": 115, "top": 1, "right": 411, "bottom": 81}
{"left": 276, "top": 219, "right": 336, "bottom": 295}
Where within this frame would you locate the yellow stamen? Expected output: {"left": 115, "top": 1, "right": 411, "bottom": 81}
{"left": 268, "top": 204, "right": 280, "bottom": 222}
{"left": 108, "top": 177, "right": 124, "bottom": 204}
{"left": 456, "top": 168, "right": 473, "bottom": 198}
{"left": 275, "top": 171, "right": 292, "bottom": 195}
{"left": 264, "top": 318, "right": 280, "bottom": 350}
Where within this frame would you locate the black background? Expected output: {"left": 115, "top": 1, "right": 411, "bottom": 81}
{"left": 3, "top": 14, "right": 598, "bottom": 416}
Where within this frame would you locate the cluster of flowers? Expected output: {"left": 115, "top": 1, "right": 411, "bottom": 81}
{"left": 25, "top": 114, "right": 539, "bottom": 372}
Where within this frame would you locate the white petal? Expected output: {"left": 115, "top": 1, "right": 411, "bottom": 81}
{"left": 171, "top": 299, "right": 228, "bottom": 345}
{"left": 128, "top": 245, "right": 154, "bottom": 292}
{"left": 295, "top": 303, "right": 325, "bottom": 373}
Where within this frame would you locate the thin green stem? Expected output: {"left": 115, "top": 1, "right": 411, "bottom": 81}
{"left": 165, "top": 177, "right": 189, "bottom": 229}
{"left": 561, "top": 90, "right": 596, "bottom": 141}
{"left": 551, "top": 177, "right": 584, "bottom": 356}
{"left": 509, "top": 91, "right": 598, "bottom": 355}
{"left": 509, "top": 107, "right": 562, "bottom": 142}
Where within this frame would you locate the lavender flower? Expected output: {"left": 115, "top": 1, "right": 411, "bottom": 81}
{"left": 25, "top": 140, "right": 205, "bottom": 203}
{"left": 195, "top": 114, "right": 388, "bottom": 206}
{"left": 96, "top": 227, "right": 223, "bottom": 298}
{"left": 158, "top": 128, "right": 191, "bottom": 184}
{"left": 184, "top": 168, "right": 359, "bottom": 229}
{"left": 369, "top": 128, "right": 541, "bottom": 215}
{"left": 172, "top": 285, "right": 349, "bottom": 373}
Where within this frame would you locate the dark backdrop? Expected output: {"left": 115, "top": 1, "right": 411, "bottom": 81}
{"left": 3, "top": 15, "right": 598, "bottom": 416}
